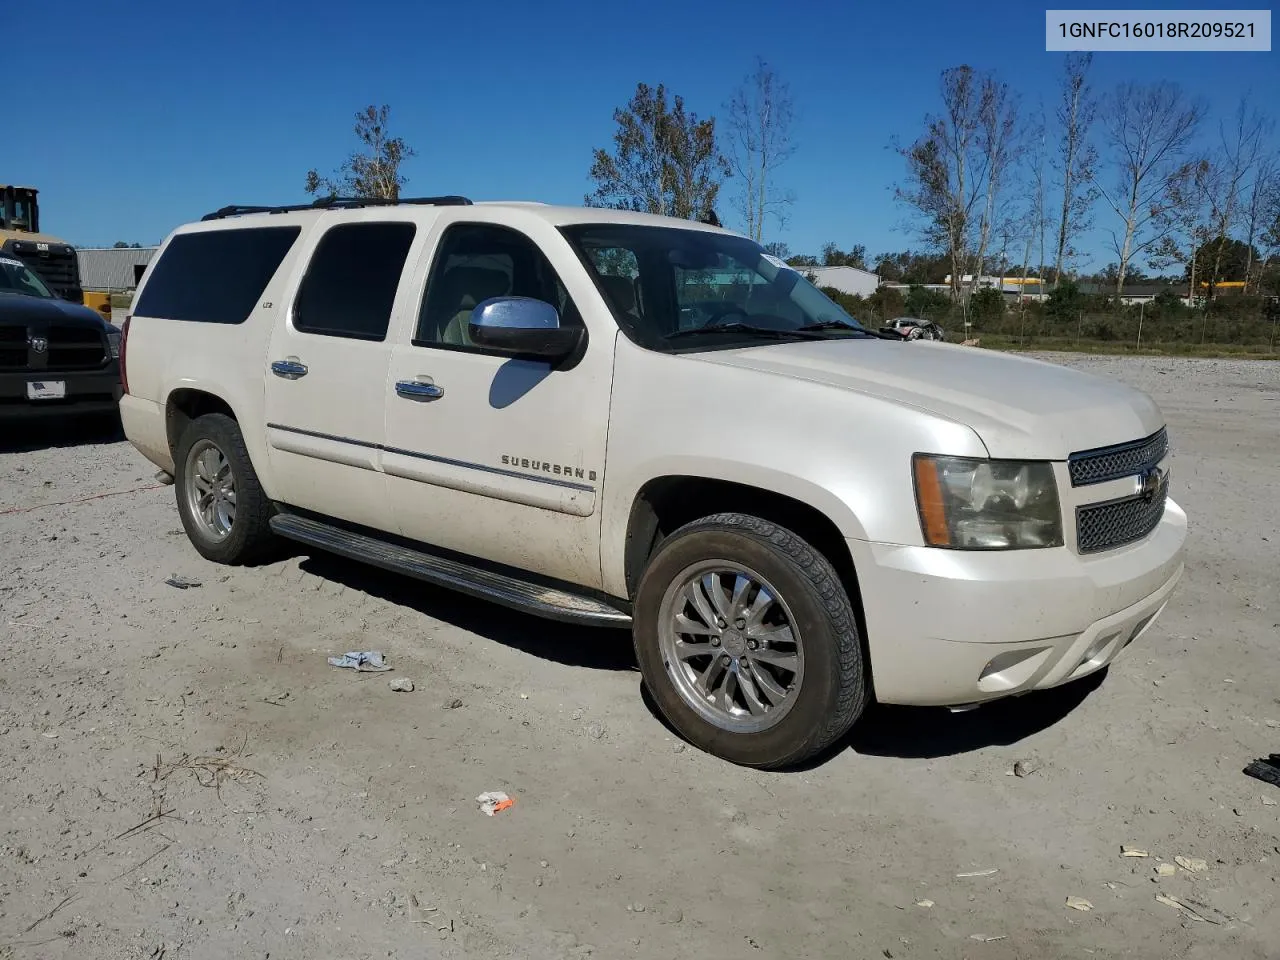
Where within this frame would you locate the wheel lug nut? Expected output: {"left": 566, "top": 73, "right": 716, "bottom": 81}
{"left": 716, "top": 618, "right": 726, "bottom": 629}
{"left": 710, "top": 637, "right": 720, "bottom": 647}
{"left": 747, "top": 640, "right": 758, "bottom": 650}
{"left": 735, "top": 619, "right": 746, "bottom": 629}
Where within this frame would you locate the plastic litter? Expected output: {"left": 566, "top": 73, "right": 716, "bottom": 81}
{"left": 1065, "top": 896, "right": 1093, "bottom": 912}
{"left": 1175, "top": 856, "right": 1208, "bottom": 873}
{"left": 914, "top": 900, "right": 934, "bottom": 908}
{"left": 389, "top": 678, "right": 415, "bottom": 692}
{"left": 327, "top": 651, "right": 392, "bottom": 672}
{"left": 165, "top": 575, "right": 202, "bottom": 589}
{"left": 1156, "top": 863, "right": 1177, "bottom": 877}
{"left": 968, "top": 934, "right": 1006, "bottom": 942}
{"left": 955, "top": 869, "right": 998, "bottom": 878}
{"left": 476, "top": 791, "right": 515, "bottom": 816}
{"left": 1120, "top": 846, "right": 1149, "bottom": 858}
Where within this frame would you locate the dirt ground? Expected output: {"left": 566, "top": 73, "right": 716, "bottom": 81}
{"left": 1, "top": 354, "right": 1277, "bottom": 960}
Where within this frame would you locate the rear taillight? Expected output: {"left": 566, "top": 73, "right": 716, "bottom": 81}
{"left": 119, "top": 315, "right": 131, "bottom": 394}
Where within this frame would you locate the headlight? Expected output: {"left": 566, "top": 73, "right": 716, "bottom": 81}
{"left": 913, "top": 454, "right": 1062, "bottom": 549}
{"left": 106, "top": 329, "right": 121, "bottom": 359}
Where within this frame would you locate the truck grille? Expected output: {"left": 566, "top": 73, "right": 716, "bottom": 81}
{"left": 1068, "top": 428, "right": 1168, "bottom": 486}
{"left": 0, "top": 324, "right": 107, "bottom": 370}
{"left": 47, "top": 325, "right": 108, "bottom": 369}
{"left": 0, "top": 327, "right": 24, "bottom": 368}
{"left": 1076, "top": 479, "right": 1168, "bottom": 554}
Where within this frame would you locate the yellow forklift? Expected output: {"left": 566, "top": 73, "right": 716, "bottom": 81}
{"left": 1, "top": 185, "right": 94, "bottom": 310}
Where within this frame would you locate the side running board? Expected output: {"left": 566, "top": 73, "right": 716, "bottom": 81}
{"left": 269, "top": 513, "right": 632, "bottom": 629}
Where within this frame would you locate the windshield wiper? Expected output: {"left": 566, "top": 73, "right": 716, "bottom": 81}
{"left": 795, "top": 320, "right": 895, "bottom": 339}
{"left": 663, "top": 321, "right": 826, "bottom": 342}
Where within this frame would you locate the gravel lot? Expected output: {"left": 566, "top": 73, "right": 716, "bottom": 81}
{"left": 1, "top": 354, "right": 1277, "bottom": 960}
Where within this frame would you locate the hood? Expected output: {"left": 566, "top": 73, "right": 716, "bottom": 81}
{"left": 0, "top": 292, "right": 112, "bottom": 329}
{"left": 694, "top": 339, "right": 1164, "bottom": 459}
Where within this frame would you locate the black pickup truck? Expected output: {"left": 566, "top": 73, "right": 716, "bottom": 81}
{"left": 1, "top": 256, "right": 122, "bottom": 420}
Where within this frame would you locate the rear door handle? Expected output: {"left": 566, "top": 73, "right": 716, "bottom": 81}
{"left": 271, "top": 359, "right": 308, "bottom": 380}
{"left": 395, "top": 379, "right": 444, "bottom": 401}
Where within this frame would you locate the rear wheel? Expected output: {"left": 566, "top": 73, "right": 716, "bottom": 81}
{"left": 633, "top": 513, "right": 868, "bottom": 768}
{"left": 174, "top": 413, "right": 275, "bottom": 564}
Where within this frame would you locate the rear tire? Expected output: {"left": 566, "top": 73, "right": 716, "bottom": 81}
{"left": 174, "top": 413, "right": 275, "bottom": 564}
{"left": 633, "top": 513, "right": 867, "bottom": 768}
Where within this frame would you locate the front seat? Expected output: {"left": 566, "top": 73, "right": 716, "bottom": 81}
{"left": 430, "top": 266, "right": 512, "bottom": 347}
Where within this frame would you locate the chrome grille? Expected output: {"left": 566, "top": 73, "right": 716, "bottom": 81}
{"left": 1076, "top": 479, "right": 1168, "bottom": 554}
{"left": 1068, "top": 428, "right": 1168, "bottom": 486}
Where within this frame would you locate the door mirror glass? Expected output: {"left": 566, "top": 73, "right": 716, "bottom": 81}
{"left": 469, "top": 296, "right": 583, "bottom": 360}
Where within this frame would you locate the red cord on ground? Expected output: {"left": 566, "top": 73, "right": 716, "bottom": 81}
{"left": 0, "top": 483, "right": 167, "bottom": 516}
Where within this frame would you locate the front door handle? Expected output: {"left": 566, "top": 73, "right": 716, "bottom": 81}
{"left": 271, "top": 359, "right": 308, "bottom": 380}
{"left": 395, "top": 379, "right": 444, "bottom": 401}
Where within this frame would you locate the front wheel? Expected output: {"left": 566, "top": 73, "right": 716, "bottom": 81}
{"left": 633, "top": 513, "right": 868, "bottom": 768}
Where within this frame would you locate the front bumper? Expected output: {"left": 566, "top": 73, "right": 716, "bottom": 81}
{"left": 0, "top": 366, "right": 122, "bottom": 419}
{"left": 850, "top": 498, "right": 1187, "bottom": 706}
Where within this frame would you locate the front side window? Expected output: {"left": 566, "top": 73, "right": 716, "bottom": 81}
{"left": 0, "top": 257, "right": 55, "bottom": 299}
{"left": 294, "top": 222, "right": 416, "bottom": 341}
{"left": 415, "top": 223, "right": 580, "bottom": 350}
{"left": 564, "top": 224, "right": 870, "bottom": 352}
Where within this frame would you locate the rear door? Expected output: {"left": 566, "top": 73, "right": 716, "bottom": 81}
{"left": 263, "top": 217, "right": 419, "bottom": 532}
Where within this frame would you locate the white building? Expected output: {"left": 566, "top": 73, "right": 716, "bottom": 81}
{"left": 804, "top": 265, "right": 881, "bottom": 298}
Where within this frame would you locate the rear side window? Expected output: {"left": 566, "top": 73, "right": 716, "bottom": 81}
{"left": 133, "top": 226, "right": 300, "bottom": 324}
{"left": 293, "top": 222, "right": 416, "bottom": 341}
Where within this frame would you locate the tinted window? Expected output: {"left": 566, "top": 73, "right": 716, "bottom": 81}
{"left": 563, "top": 224, "right": 867, "bottom": 352}
{"left": 294, "top": 222, "right": 416, "bottom": 341}
{"left": 134, "top": 227, "right": 300, "bottom": 324}
{"left": 415, "top": 224, "right": 580, "bottom": 349}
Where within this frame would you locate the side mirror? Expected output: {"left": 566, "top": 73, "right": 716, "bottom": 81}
{"left": 469, "top": 296, "right": 583, "bottom": 361}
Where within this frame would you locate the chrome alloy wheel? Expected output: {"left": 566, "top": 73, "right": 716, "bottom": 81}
{"left": 183, "top": 439, "right": 236, "bottom": 540}
{"left": 656, "top": 561, "right": 805, "bottom": 733}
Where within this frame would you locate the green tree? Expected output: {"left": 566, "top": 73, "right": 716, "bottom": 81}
{"left": 1045, "top": 277, "right": 1085, "bottom": 322}
{"left": 969, "top": 287, "right": 1005, "bottom": 322}
{"left": 762, "top": 241, "right": 791, "bottom": 259}
{"left": 904, "top": 284, "right": 952, "bottom": 319}
{"left": 820, "top": 243, "right": 868, "bottom": 268}
{"left": 586, "top": 83, "right": 731, "bottom": 222}
{"left": 786, "top": 253, "right": 819, "bottom": 267}
{"left": 305, "top": 104, "right": 415, "bottom": 201}
{"left": 1190, "top": 237, "right": 1258, "bottom": 295}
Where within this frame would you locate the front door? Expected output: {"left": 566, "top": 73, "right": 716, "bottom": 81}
{"left": 383, "top": 219, "right": 615, "bottom": 589}
{"left": 263, "top": 218, "right": 419, "bottom": 532}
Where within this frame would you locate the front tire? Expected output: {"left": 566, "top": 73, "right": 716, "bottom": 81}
{"left": 633, "top": 513, "right": 868, "bottom": 768}
{"left": 174, "top": 413, "right": 275, "bottom": 564}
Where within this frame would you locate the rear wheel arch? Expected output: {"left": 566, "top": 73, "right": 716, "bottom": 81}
{"left": 166, "top": 389, "right": 237, "bottom": 458}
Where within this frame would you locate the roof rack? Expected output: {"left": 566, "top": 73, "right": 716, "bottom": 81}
{"left": 201, "top": 195, "right": 473, "bottom": 221}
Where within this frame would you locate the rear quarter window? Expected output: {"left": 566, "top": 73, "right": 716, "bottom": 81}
{"left": 133, "top": 226, "right": 301, "bottom": 324}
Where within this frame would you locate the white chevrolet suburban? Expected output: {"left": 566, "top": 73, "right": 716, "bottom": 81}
{"left": 119, "top": 196, "right": 1187, "bottom": 767}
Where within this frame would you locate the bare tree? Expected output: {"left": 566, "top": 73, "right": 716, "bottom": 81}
{"left": 1241, "top": 155, "right": 1278, "bottom": 293}
{"left": 968, "top": 77, "right": 1021, "bottom": 302}
{"left": 726, "top": 58, "right": 797, "bottom": 241}
{"left": 305, "top": 105, "right": 415, "bottom": 201}
{"left": 1150, "top": 159, "right": 1216, "bottom": 302}
{"left": 1207, "top": 97, "right": 1274, "bottom": 295}
{"left": 1094, "top": 83, "right": 1202, "bottom": 294}
{"left": 1051, "top": 54, "right": 1099, "bottom": 286}
{"left": 895, "top": 65, "right": 1013, "bottom": 311}
{"left": 586, "top": 83, "right": 731, "bottom": 221}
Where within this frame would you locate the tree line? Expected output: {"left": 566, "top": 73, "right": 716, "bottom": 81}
{"left": 302, "top": 58, "right": 1278, "bottom": 311}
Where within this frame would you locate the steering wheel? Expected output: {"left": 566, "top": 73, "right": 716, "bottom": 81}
{"left": 702, "top": 304, "right": 750, "bottom": 328}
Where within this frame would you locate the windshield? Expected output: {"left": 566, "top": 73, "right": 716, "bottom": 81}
{"left": 562, "top": 224, "right": 867, "bottom": 351}
{"left": 0, "top": 257, "right": 55, "bottom": 299}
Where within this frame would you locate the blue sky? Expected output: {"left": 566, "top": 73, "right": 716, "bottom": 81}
{"left": 11, "top": 0, "right": 1277, "bottom": 268}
